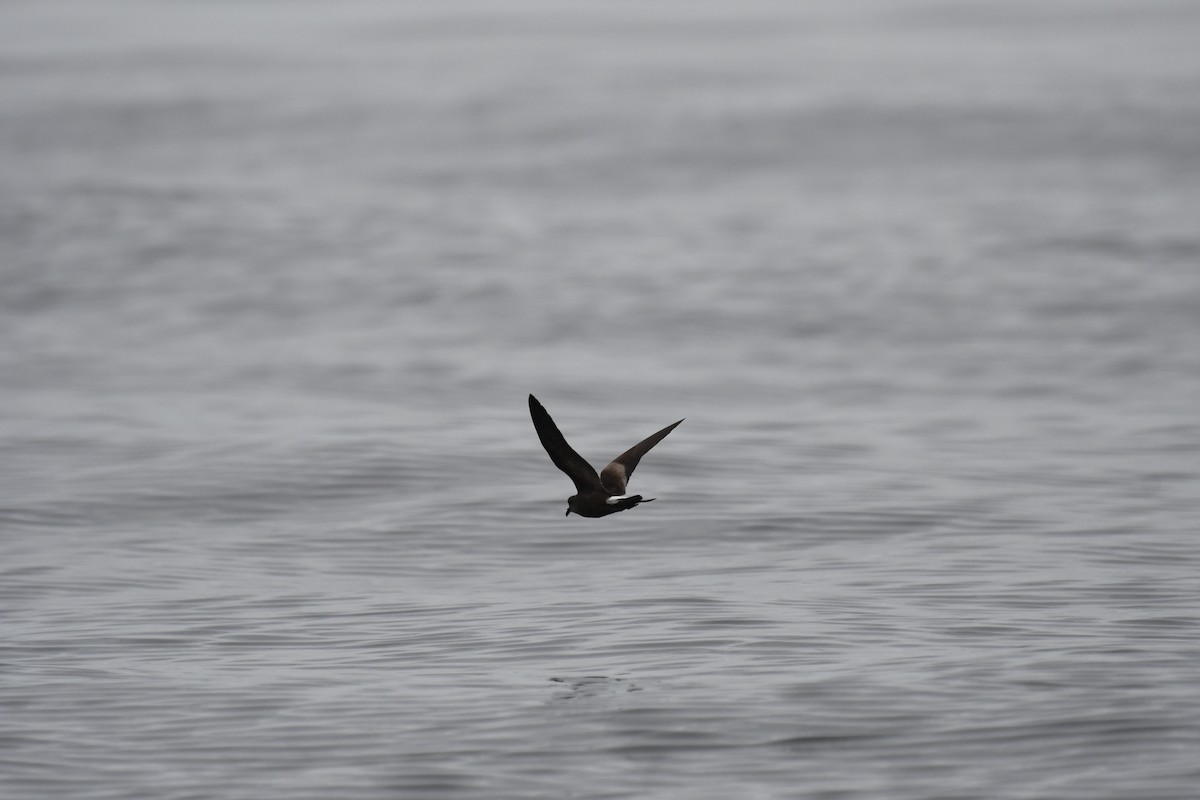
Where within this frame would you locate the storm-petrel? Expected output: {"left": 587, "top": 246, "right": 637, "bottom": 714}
{"left": 529, "top": 394, "right": 683, "bottom": 517}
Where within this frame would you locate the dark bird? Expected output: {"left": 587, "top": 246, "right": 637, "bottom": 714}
{"left": 528, "top": 394, "right": 683, "bottom": 517}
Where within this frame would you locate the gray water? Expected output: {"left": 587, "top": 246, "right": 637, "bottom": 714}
{"left": 3, "top": 2, "right": 1200, "bottom": 798}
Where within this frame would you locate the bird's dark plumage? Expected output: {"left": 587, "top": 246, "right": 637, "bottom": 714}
{"left": 528, "top": 394, "right": 683, "bottom": 518}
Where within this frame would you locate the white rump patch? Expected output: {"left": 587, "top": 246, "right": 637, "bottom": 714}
{"left": 605, "top": 494, "right": 635, "bottom": 505}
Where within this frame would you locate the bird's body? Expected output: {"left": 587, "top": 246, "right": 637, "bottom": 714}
{"left": 528, "top": 394, "right": 683, "bottom": 517}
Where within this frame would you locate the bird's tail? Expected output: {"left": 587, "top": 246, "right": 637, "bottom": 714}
{"left": 609, "top": 494, "right": 652, "bottom": 512}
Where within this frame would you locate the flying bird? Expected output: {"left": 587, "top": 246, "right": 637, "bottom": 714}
{"left": 528, "top": 394, "right": 683, "bottom": 517}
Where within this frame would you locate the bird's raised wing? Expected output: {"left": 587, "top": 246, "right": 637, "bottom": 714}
{"left": 600, "top": 418, "right": 683, "bottom": 495}
{"left": 529, "top": 395, "right": 604, "bottom": 494}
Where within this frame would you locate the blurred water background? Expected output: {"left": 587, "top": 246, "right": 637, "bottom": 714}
{"left": 3, "top": 1, "right": 1199, "bottom": 798}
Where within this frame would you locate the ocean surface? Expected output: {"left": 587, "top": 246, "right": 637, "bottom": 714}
{"left": 3, "top": 2, "right": 1199, "bottom": 798}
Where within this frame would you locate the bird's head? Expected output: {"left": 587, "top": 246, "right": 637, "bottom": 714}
{"left": 565, "top": 495, "right": 579, "bottom": 516}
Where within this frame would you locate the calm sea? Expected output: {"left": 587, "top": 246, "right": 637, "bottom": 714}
{"left": 3, "top": 2, "right": 1199, "bottom": 798}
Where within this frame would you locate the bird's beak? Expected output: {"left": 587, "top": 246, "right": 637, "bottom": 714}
{"left": 565, "top": 508, "right": 571, "bottom": 517}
